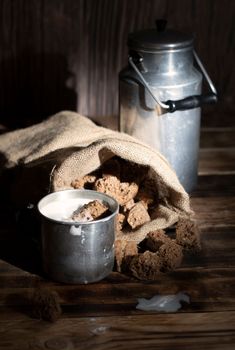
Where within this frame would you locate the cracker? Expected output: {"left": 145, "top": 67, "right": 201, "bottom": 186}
{"left": 130, "top": 251, "right": 162, "bottom": 280}
{"left": 146, "top": 229, "right": 170, "bottom": 252}
{"left": 127, "top": 201, "right": 150, "bottom": 229}
{"left": 71, "top": 200, "right": 109, "bottom": 221}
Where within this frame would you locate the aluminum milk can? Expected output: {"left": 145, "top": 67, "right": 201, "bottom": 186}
{"left": 119, "top": 22, "right": 217, "bottom": 192}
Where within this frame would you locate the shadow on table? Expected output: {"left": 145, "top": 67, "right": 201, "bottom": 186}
{"left": 0, "top": 141, "right": 54, "bottom": 275}
{"left": 0, "top": 158, "right": 44, "bottom": 276}
{"left": 0, "top": 203, "right": 44, "bottom": 276}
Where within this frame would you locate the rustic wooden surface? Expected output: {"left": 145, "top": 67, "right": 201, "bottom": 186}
{"left": 0, "top": 0, "right": 235, "bottom": 128}
{"left": 0, "top": 115, "right": 235, "bottom": 349}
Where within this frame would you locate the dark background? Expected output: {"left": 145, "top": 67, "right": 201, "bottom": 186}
{"left": 0, "top": 0, "right": 234, "bottom": 130}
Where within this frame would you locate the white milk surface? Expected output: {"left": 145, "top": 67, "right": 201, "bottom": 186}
{"left": 40, "top": 198, "right": 90, "bottom": 222}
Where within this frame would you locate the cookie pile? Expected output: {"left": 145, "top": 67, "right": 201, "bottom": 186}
{"left": 71, "top": 157, "right": 158, "bottom": 232}
{"left": 70, "top": 156, "right": 201, "bottom": 280}
{"left": 117, "top": 220, "right": 201, "bottom": 280}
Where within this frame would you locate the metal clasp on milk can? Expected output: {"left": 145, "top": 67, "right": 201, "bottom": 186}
{"left": 119, "top": 21, "right": 217, "bottom": 192}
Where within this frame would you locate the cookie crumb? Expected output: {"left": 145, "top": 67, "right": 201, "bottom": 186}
{"left": 72, "top": 200, "right": 109, "bottom": 221}
{"left": 71, "top": 174, "right": 97, "bottom": 189}
{"left": 146, "top": 229, "right": 170, "bottom": 252}
{"left": 30, "top": 288, "right": 61, "bottom": 322}
{"left": 127, "top": 201, "right": 150, "bottom": 229}
{"left": 158, "top": 240, "right": 183, "bottom": 272}
{"left": 115, "top": 240, "right": 138, "bottom": 272}
{"left": 176, "top": 219, "right": 201, "bottom": 252}
{"left": 122, "top": 198, "right": 135, "bottom": 212}
{"left": 94, "top": 175, "right": 120, "bottom": 201}
{"left": 117, "top": 213, "right": 126, "bottom": 231}
{"left": 130, "top": 251, "right": 162, "bottom": 280}
{"left": 118, "top": 182, "right": 139, "bottom": 205}
{"left": 136, "top": 178, "right": 158, "bottom": 207}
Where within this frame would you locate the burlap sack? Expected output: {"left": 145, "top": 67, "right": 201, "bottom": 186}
{"left": 0, "top": 111, "right": 192, "bottom": 243}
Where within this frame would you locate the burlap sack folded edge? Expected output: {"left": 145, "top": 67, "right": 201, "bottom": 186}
{"left": 0, "top": 111, "right": 193, "bottom": 243}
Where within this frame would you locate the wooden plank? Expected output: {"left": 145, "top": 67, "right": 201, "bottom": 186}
{"left": 192, "top": 197, "right": 235, "bottom": 228}
{"left": 199, "top": 149, "right": 235, "bottom": 175}
{"left": 201, "top": 112, "right": 235, "bottom": 128}
{"left": 200, "top": 128, "right": 235, "bottom": 148}
{"left": 0, "top": 267, "right": 235, "bottom": 315}
{"left": 192, "top": 175, "right": 235, "bottom": 197}
{"left": 0, "top": 311, "right": 235, "bottom": 350}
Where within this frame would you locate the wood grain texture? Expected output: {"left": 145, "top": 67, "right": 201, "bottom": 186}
{"left": 0, "top": 312, "right": 235, "bottom": 350}
{"left": 199, "top": 149, "right": 235, "bottom": 175}
{"left": 192, "top": 175, "right": 235, "bottom": 197}
{"left": 200, "top": 128, "right": 235, "bottom": 148}
{"left": 201, "top": 112, "right": 235, "bottom": 128}
{"left": 192, "top": 197, "right": 235, "bottom": 228}
{"left": 0, "top": 0, "right": 234, "bottom": 128}
{"left": 1, "top": 267, "right": 235, "bottom": 314}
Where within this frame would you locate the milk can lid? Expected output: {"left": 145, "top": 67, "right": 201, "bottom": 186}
{"left": 128, "top": 28, "right": 194, "bottom": 52}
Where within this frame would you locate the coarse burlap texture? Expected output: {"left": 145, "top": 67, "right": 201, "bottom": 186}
{"left": 0, "top": 111, "right": 193, "bottom": 243}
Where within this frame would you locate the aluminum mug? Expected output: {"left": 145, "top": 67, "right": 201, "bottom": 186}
{"left": 38, "top": 189, "right": 119, "bottom": 284}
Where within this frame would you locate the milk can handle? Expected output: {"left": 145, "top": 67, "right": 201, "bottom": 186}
{"left": 129, "top": 51, "right": 218, "bottom": 113}
{"left": 128, "top": 56, "right": 169, "bottom": 110}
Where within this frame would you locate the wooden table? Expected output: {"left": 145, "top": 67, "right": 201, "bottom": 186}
{"left": 1, "top": 121, "right": 235, "bottom": 349}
